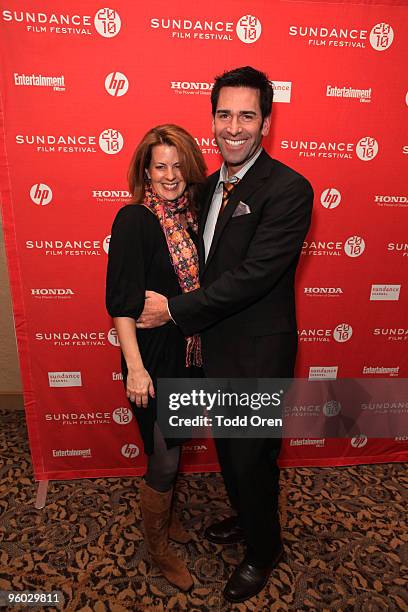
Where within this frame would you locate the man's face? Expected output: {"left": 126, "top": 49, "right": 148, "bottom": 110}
{"left": 212, "top": 86, "right": 270, "bottom": 175}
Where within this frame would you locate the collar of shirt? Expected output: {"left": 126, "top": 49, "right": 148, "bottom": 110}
{"left": 215, "top": 147, "right": 264, "bottom": 192}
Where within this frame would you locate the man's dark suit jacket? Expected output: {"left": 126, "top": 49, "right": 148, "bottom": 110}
{"left": 169, "top": 149, "right": 313, "bottom": 377}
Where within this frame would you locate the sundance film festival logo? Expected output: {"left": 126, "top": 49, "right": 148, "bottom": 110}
{"left": 344, "top": 236, "right": 365, "bottom": 257}
{"left": 30, "top": 183, "right": 52, "bottom": 206}
{"left": 236, "top": 15, "right": 261, "bottom": 44}
{"left": 195, "top": 136, "right": 220, "bottom": 155}
{"left": 99, "top": 129, "right": 124, "bottom": 154}
{"left": 1, "top": 8, "right": 121, "bottom": 37}
{"left": 369, "top": 23, "right": 394, "bottom": 51}
{"left": 387, "top": 242, "right": 408, "bottom": 257}
{"left": 356, "top": 137, "right": 379, "bottom": 161}
{"left": 333, "top": 323, "right": 353, "bottom": 343}
{"left": 320, "top": 188, "right": 341, "bottom": 209}
{"left": 281, "top": 138, "right": 378, "bottom": 161}
{"left": 150, "top": 14, "right": 261, "bottom": 43}
{"left": 323, "top": 401, "right": 341, "bottom": 417}
{"left": 302, "top": 237, "right": 365, "bottom": 257}
{"left": 25, "top": 238, "right": 104, "bottom": 256}
{"left": 107, "top": 327, "right": 120, "bottom": 347}
{"left": 105, "top": 72, "right": 128, "bottom": 96}
{"left": 373, "top": 327, "right": 408, "bottom": 342}
{"left": 112, "top": 407, "right": 133, "bottom": 425}
{"left": 94, "top": 8, "right": 121, "bottom": 37}
{"left": 121, "top": 444, "right": 139, "bottom": 459}
{"left": 298, "top": 324, "right": 352, "bottom": 343}
{"left": 103, "top": 235, "right": 111, "bottom": 254}
{"left": 288, "top": 22, "right": 394, "bottom": 51}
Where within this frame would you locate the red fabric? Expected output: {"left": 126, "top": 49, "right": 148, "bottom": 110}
{"left": 0, "top": 0, "right": 406, "bottom": 479}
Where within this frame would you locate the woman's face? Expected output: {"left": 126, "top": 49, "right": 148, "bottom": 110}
{"left": 147, "top": 144, "right": 186, "bottom": 201}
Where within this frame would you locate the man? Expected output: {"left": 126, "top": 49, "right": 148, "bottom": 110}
{"left": 137, "top": 66, "right": 313, "bottom": 602}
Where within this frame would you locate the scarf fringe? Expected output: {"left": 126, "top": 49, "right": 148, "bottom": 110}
{"left": 186, "top": 335, "right": 202, "bottom": 368}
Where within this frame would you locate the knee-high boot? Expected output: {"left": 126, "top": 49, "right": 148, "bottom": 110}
{"left": 139, "top": 480, "right": 193, "bottom": 591}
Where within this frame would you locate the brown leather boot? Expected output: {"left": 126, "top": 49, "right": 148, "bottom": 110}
{"left": 140, "top": 481, "right": 193, "bottom": 591}
{"left": 169, "top": 503, "right": 192, "bottom": 544}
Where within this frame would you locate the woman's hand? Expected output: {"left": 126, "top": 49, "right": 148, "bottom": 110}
{"left": 126, "top": 367, "right": 155, "bottom": 408}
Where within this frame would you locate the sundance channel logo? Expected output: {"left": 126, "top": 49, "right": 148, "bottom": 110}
{"left": 150, "top": 14, "right": 261, "bottom": 44}
{"left": 48, "top": 371, "right": 82, "bottom": 387}
{"left": 15, "top": 129, "right": 124, "bottom": 154}
{"left": 302, "top": 236, "right": 365, "bottom": 257}
{"left": 308, "top": 366, "right": 338, "bottom": 380}
{"left": 288, "top": 22, "right": 394, "bottom": 51}
{"left": 1, "top": 8, "right": 121, "bottom": 37}
{"left": 280, "top": 137, "right": 379, "bottom": 160}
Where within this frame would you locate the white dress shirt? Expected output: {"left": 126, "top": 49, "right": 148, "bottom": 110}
{"left": 203, "top": 147, "right": 263, "bottom": 261}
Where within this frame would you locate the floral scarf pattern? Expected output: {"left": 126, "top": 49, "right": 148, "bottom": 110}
{"left": 143, "top": 184, "right": 202, "bottom": 367}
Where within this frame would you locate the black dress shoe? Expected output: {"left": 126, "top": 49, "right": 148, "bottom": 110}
{"left": 223, "top": 546, "right": 284, "bottom": 603}
{"left": 204, "top": 516, "right": 245, "bottom": 544}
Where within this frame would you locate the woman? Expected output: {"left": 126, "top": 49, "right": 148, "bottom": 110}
{"left": 106, "top": 125, "right": 206, "bottom": 591}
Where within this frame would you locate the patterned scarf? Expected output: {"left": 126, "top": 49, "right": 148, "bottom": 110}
{"left": 143, "top": 184, "right": 202, "bottom": 367}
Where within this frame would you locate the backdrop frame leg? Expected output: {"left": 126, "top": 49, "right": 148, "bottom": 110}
{"left": 35, "top": 480, "right": 49, "bottom": 509}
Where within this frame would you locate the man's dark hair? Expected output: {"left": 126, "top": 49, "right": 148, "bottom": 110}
{"left": 211, "top": 66, "right": 273, "bottom": 120}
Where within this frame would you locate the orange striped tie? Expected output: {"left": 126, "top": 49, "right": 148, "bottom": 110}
{"left": 218, "top": 179, "right": 239, "bottom": 217}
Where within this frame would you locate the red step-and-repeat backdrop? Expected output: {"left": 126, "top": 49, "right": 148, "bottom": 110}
{"left": 0, "top": 0, "right": 407, "bottom": 480}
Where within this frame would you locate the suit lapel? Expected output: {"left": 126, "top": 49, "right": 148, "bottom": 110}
{"left": 204, "top": 150, "right": 273, "bottom": 272}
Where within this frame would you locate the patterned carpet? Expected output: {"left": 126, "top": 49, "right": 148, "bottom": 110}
{"left": 0, "top": 408, "right": 407, "bottom": 611}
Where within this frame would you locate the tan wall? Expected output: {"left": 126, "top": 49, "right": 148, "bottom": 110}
{"left": 0, "top": 213, "right": 22, "bottom": 394}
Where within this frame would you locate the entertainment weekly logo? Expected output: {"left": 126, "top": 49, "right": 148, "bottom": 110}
{"left": 14, "top": 73, "right": 65, "bottom": 91}
{"left": 92, "top": 189, "right": 131, "bottom": 204}
{"left": 299, "top": 324, "right": 353, "bottom": 343}
{"left": 35, "top": 328, "right": 120, "bottom": 347}
{"left": 25, "top": 236, "right": 110, "bottom": 256}
{"left": 375, "top": 194, "right": 408, "bottom": 209}
{"left": 326, "top": 84, "right": 371, "bottom": 103}
{"left": 1, "top": 8, "right": 121, "bottom": 37}
{"left": 280, "top": 137, "right": 379, "bottom": 161}
{"left": 44, "top": 406, "right": 133, "bottom": 427}
{"left": 170, "top": 80, "right": 292, "bottom": 103}
{"left": 288, "top": 22, "right": 394, "bottom": 51}
{"left": 289, "top": 439, "right": 325, "bottom": 448}
{"left": 52, "top": 448, "right": 91, "bottom": 458}
{"left": 302, "top": 236, "right": 365, "bottom": 257}
{"left": 372, "top": 328, "right": 408, "bottom": 342}
{"left": 309, "top": 366, "right": 338, "bottom": 380}
{"left": 15, "top": 130, "right": 124, "bottom": 154}
{"left": 48, "top": 371, "right": 82, "bottom": 387}
{"left": 370, "top": 284, "right": 401, "bottom": 301}
{"left": 31, "top": 288, "right": 75, "bottom": 300}
{"left": 362, "top": 366, "right": 399, "bottom": 377}
{"left": 150, "top": 14, "right": 261, "bottom": 44}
